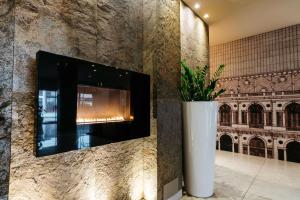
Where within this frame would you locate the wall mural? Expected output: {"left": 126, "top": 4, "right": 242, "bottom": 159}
{"left": 210, "top": 24, "right": 300, "bottom": 163}
{"left": 216, "top": 71, "right": 300, "bottom": 163}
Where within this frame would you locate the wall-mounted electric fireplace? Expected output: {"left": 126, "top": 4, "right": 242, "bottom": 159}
{"left": 36, "top": 51, "right": 150, "bottom": 157}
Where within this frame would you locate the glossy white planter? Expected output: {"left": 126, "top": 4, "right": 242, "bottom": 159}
{"left": 183, "top": 101, "right": 218, "bottom": 198}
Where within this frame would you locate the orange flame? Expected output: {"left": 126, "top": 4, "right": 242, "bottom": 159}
{"left": 76, "top": 116, "right": 134, "bottom": 124}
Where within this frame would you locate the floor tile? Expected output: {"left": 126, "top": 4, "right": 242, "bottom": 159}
{"left": 182, "top": 151, "right": 300, "bottom": 200}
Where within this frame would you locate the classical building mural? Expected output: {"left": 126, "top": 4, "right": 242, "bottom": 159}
{"left": 216, "top": 70, "right": 300, "bottom": 163}
{"left": 210, "top": 24, "right": 300, "bottom": 163}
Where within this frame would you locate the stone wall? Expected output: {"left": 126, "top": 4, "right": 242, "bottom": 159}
{"left": 142, "top": 0, "right": 158, "bottom": 199}
{"left": 0, "top": 0, "right": 14, "bottom": 199}
{"left": 155, "top": 0, "right": 182, "bottom": 199}
{"left": 8, "top": 0, "right": 148, "bottom": 199}
{"left": 0, "top": 0, "right": 183, "bottom": 199}
{"left": 210, "top": 24, "right": 300, "bottom": 78}
{"left": 180, "top": 2, "right": 209, "bottom": 68}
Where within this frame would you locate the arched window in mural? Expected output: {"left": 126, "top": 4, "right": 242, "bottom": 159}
{"left": 219, "top": 104, "right": 231, "bottom": 126}
{"left": 286, "top": 141, "right": 300, "bottom": 163}
{"left": 248, "top": 104, "right": 264, "bottom": 128}
{"left": 220, "top": 134, "right": 233, "bottom": 152}
{"left": 285, "top": 103, "right": 300, "bottom": 131}
{"left": 249, "top": 137, "right": 265, "bottom": 157}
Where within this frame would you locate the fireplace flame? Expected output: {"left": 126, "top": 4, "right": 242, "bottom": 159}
{"left": 76, "top": 85, "right": 133, "bottom": 125}
{"left": 76, "top": 116, "right": 134, "bottom": 124}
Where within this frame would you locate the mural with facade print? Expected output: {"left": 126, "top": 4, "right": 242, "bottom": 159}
{"left": 210, "top": 24, "right": 300, "bottom": 163}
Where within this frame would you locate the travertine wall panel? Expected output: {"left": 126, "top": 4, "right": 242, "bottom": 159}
{"left": 8, "top": 0, "right": 150, "bottom": 199}
{"left": 96, "top": 0, "right": 143, "bottom": 72}
{"left": 143, "top": 0, "right": 158, "bottom": 199}
{"left": 0, "top": 0, "right": 14, "bottom": 198}
{"left": 156, "top": 0, "right": 182, "bottom": 199}
{"left": 10, "top": 91, "right": 144, "bottom": 200}
{"left": 2, "top": 0, "right": 183, "bottom": 199}
{"left": 180, "top": 2, "right": 209, "bottom": 68}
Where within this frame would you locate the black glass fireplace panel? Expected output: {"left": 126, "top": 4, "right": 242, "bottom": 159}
{"left": 36, "top": 51, "right": 150, "bottom": 157}
{"left": 37, "top": 90, "right": 58, "bottom": 154}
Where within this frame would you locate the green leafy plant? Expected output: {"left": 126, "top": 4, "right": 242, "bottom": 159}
{"left": 180, "top": 61, "right": 226, "bottom": 101}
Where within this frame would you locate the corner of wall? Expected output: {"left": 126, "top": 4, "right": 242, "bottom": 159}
{"left": 0, "top": 0, "right": 15, "bottom": 198}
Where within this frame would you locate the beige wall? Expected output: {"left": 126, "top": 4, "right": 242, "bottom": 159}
{"left": 180, "top": 1, "right": 209, "bottom": 68}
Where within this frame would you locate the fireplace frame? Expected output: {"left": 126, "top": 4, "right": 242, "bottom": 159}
{"left": 35, "top": 51, "right": 150, "bottom": 157}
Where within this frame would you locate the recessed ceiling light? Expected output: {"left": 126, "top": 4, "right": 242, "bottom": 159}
{"left": 204, "top": 14, "right": 209, "bottom": 19}
{"left": 194, "top": 3, "right": 200, "bottom": 9}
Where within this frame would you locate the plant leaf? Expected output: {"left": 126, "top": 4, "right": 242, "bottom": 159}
{"left": 212, "top": 64, "right": 225, "bottom": 81}
{"left": 212, "top": 89, "right": 226, "bottom": 99}
{"left": 179, "top": 62, "right": 225, "bottom": 101}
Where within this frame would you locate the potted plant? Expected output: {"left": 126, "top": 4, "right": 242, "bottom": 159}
{"left": 180, "top": 61, "right": 225, "bottom": 198}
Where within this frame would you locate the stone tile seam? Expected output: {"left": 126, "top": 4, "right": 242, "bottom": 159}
{"left": 241, "top": 159, "right": 267, "bottom": 200}
{"left": 6, "top": 0, "right": 16, "bottom": 198}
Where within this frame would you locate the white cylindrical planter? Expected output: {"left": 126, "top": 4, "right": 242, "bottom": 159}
{"left": 183, "top": 101, "right": 218, "bottom": 198}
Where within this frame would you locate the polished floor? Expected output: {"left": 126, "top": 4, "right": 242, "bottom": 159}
{"left": 182, "top": 150, "right": 300, "bottom": 200}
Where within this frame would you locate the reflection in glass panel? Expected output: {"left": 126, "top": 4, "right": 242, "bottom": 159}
{"left": 77, "top": 125, "right": 91, "bottom": 149}
{"left": 38, "top": 90, "right": 58, "bottom": 150}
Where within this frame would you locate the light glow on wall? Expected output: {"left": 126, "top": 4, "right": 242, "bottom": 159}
{"left": 87, "top": 182, "right": 97, "bottom": 200}
{"left": 144, "top": 177, "right": 157, "bottom": 200}
{"left": 130, "top": 178, "right": 144, "bottom": 200}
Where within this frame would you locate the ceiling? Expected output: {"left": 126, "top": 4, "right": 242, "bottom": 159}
{"left": 182, "top": 0, "right": 300, "bottom": 45}
{"left": 182, "top": 0, "right": 255, "bottom": 25}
